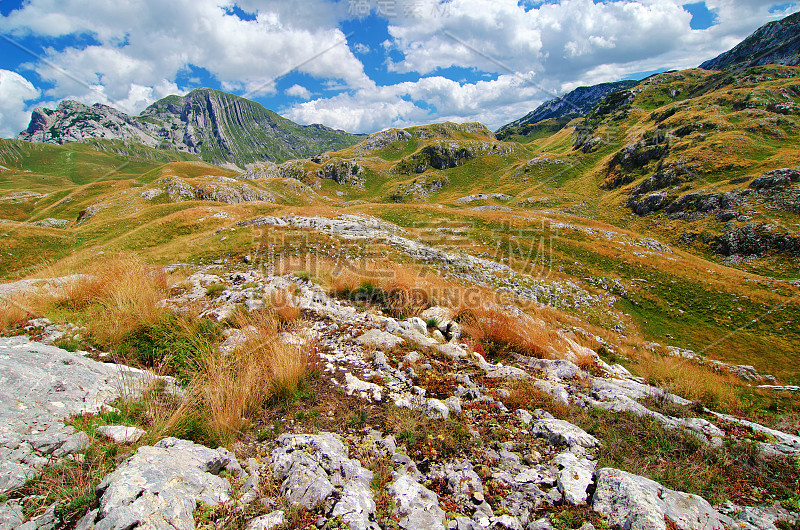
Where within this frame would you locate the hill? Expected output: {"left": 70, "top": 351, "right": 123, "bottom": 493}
{"left": 700, "top": 11, "right": 800, "bottom": 70}
{"left": 17, "top": 88, "right": 365, "bottom": 169}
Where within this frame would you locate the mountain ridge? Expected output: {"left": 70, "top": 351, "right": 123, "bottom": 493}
{"left": 17, "top": 88, "right": 364, "bottom": 169}
{"left": 700, "top": 11, "right": 800, "bottom": 70}
{"left": 497, "top": 80, "right": 639, "bottom": 133}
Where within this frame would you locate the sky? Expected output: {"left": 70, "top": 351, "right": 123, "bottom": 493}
{"left": 0, "top": 0, "right": 797, "bottom": 138}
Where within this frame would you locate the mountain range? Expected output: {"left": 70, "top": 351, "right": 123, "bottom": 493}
{"left": 12, "top": 11, "right": 800, "bottom": 170}
{"left": 17, "top": 88, "right": 364, "bottom": 170}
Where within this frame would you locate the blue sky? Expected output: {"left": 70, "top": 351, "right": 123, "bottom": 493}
{"left": 0, "top": 0, "right": 796, "bottom": 137}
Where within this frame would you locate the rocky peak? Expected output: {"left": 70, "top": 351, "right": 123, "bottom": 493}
{"left": 700, "top": 11, "right": 800, "bottom": 70}
{"left": 18, "top": 100, "right": 157, "bottom": 146}
{"left": 498, "top": 80, "right": 639, "bottom": 132}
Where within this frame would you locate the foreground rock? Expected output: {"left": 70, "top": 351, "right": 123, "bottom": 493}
{"left": 79, "top": 438, "right": 233, "bottom": 530}
{"left": 271, "top": 433, "right": 380, "bottom": 530}
{"left": 593, "top": 468, "right": 724, "bottom": 530}
{"left": 0, "top": 336, "right": 162, "bottom": 494}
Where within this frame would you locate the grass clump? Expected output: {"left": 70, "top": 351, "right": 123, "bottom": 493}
{"left": 457, "top": 307, "right": 553, "bottom": 360}
{"left": 166, "top": 310, "right": 310, "bottom": 445}
{"left": 550, "top": 506, "right": 610, "bottom": 530}
{"left": 633, "top": 355, "right": 742, "bottom": 413}
{"left": 205, "top": 284, "right": 225, "bottom": 298}
{"left": 12, "top": 430, "right": 124, "bottom": 526}
{"left": 115, "top": 313, "right": 222, "bottom": 383}
{"left": 386, "top": 407, "right": 474, "bottom": 460}
{"left": 331, "top": 262, "right": 432, "bottom": 318}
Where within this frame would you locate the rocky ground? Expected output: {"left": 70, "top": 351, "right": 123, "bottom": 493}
{"left": 1, "top": 264, "right": 799, "bottom": 530}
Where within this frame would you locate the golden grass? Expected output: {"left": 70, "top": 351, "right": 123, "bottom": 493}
{"left": 633, "top": 354, "right": 742, "bottom": 412}
{"left": 53, "top": 255, "right": 169, "bottom": 345}
{"left": 329, "top": 260, "right": 434, "bottom": 317}
{"left": 166, "top": 311, "right": 309, "bottom": 444}
{"left": 0, "top": 293, "right": 33, "bottom": 331}
{"left": 457, "top": 306, "right": 554, "bottom": 359}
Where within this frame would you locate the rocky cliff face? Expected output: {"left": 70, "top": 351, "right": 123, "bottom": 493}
{"left": 498, "top": 80, "right": 639, "bottom": 133}
{"left": 700, "top": 11, "right": 800, "bottom": 70}
{"left": 17, "top": 89, "right": 364, "bottom": 169}
{"left": 18, "top": 101, "right": 159, "bottom": 147}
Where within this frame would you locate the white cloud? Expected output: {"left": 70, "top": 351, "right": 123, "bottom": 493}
{"left": 0, "top": 70, "right": 40, "bottom": 138}
{"left": 1, "top": 0, "right": 794, "bottom": 136}
{"left": 286, "top": 0, "right": 793, "bottom": 132}
{"left": 0, "top": 0, "right": 371, "bottom": 114}
{"left": 285, "top": 72, "right": 557, "bottom": 132}
{"left": 286, "top": 84, "right": 312, "bottom": 99}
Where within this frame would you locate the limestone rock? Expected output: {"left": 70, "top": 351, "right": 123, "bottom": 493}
{"left": 388, "top": 474, "right": 446, "bottom": 529}
{"left": 530, "top": 419, "right": 600, "bottom": 449}
{"left": 91, "top": 438, "right": 232, "bottom": 530}
{"left": 97, "top": 426, "right": 146, "bottom": 444}
{"left": 592, "top": 468, "right": 724, "bottom": 530}
{"left": 357, "top": 329, "right": 404, "bottom": 349}
{"left": 246, "top": 510, "right": 286, "bottom": 530}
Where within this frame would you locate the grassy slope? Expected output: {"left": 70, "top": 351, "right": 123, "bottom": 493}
{"left": 1, "top": 69, "right": 800, "bottom": 382}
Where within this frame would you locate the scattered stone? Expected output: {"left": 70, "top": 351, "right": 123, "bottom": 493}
{"left": 426, "top": 398, "right": 450, "bottom": 420}
{"left": 96, "top": 425, "right": 146, "bottom": 444}
{"left": 344, "top": 373, "right": 383, "bottom": 402}
{"left": 246, "top": 510, "right": 286, "bottom": 530}
{"left": 357, "top": 329, "right": 405, "bottom": 349}
{"left": 531, "top": 419, "right": 601, "bottom": 449}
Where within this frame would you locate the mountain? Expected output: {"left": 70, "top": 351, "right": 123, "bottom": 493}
{"left": 497, "top": 80, "right": 639, "bottom": 134}
{"left": 17, "top": 88, "right": 364, "bottom": 169}
{"left": 700, "top": 11, "right": 800, "bottom": 70}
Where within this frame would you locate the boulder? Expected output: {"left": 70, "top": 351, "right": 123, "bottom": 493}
{"left": 90, "top": 438, "right": 232, "bottom": 530}
{"left": 426, "top": 399, "right": 450, "bottom": 420}
{"left": 553, "top": 452, "right": 596, "bottom": 505}
{"left": 530, "top": 419, "right": 600, "bottom": 449}
{"left": 388, "top": 474, "right": 446, "bottom": 529}
{"left": 592, "top": 468, "right": 724, "bottom": 530}
{"left": 271, "top": 433, "right": 378, "bottom": 528}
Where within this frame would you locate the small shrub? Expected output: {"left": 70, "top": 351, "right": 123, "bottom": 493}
{"left": 205, "top": 284, "right": 225, "bottom": 298}
{"left": 293, "top": 271, "right": 311, "bottom": 282}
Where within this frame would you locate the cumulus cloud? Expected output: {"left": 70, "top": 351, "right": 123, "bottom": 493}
{"left": 1, "top": 0, "right": 794, "bottom": 135}
{"left": 286, "top": 84, "right": 312, "bottom": 99}
{"left": 284, "top": 72, "right": 556, "bottom": 132}
{"left": 0, "top": 70, "right": 40, "bottom": 138}
{"left": 286, "top": 0, "right": 792, "bottom": 132}
{"left": 0, "top": 0, "right": 371, "bottom": 113}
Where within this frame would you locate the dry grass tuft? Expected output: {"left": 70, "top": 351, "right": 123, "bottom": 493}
{"left": 633, "top": 355, "right": 742, "bottom": 412}
{"left": 331, "top": 261, "right": 433, "bottom": 318}
{"left": 0, "top": 294, "right": 34, "bottom": 331}
{"left": 457, "top": 306, "right": 552, "bottom": 359}
{"left": 166, "top": 311, "right": 309, "bottom": 444}
{"left": 38, "top": 254, "right": 171, "bottom": 346}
